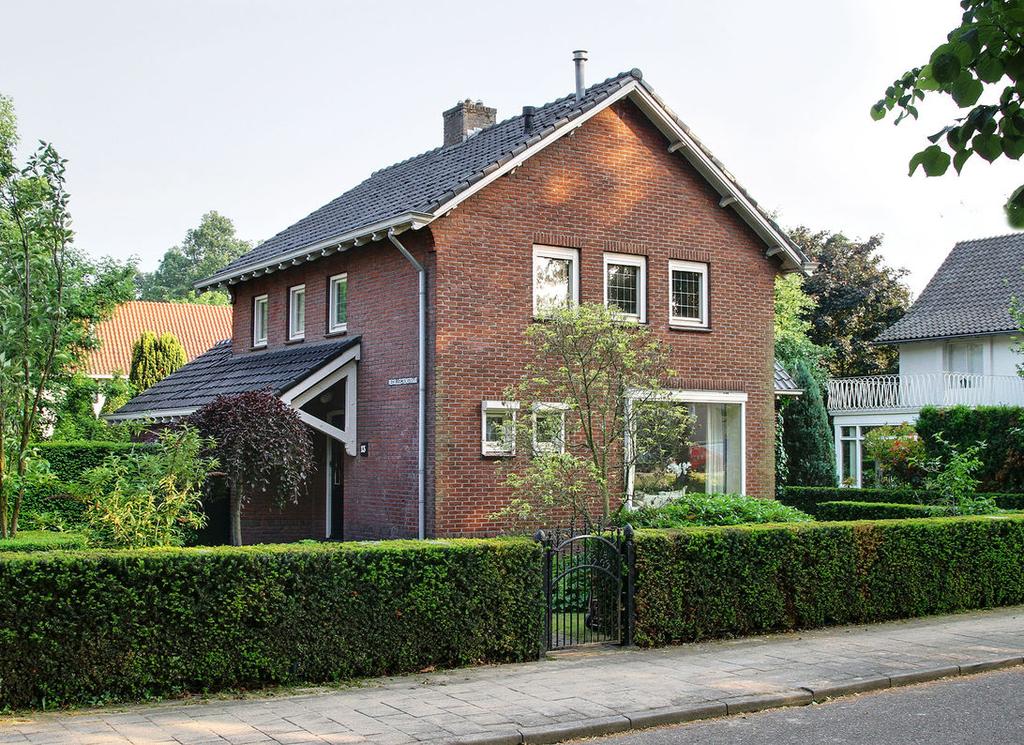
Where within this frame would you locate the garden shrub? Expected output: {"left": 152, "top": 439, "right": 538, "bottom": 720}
{"left": 0, "top": 538, "right": 543, "bottom": 708}
{"left": 0, "top": 531, "right": 87, "bottom": 553}
{"left": 815, "top": 500, "right": 945, "bottom": 520}
{"left": 620, "top": 492, "right": 813, "bottom": 528}
{"left": 782, "top": 486, "right": 1020, "bottom": 516}
{"left": 916, "top": 406, "right": 1024, "bottom": 492}
{"left": 633, "top": 515, "right": 1024, "bottom": 645}
{"left": 14, "top": 441, "right": 146, "bottom": 530}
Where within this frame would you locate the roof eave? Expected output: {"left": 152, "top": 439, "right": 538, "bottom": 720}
{"left": 875, "top": 328, "right": 1019, "bottom": 346}
{"left": 194, "top": 212, "right": 434, "bottom": 291}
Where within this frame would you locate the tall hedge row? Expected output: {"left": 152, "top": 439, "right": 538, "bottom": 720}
{"left": 917, "top": 405, "right": 1024, "bottom": 492}
{"left": 632, "top": 516, "right": 1024, "bottom": 646}
{"left": 0, "top": 538, "right": 543, "bottom": 708}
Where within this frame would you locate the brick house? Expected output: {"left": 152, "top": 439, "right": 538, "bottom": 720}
{"left": 111, "top": 60, "right": 812, "bottom": 542}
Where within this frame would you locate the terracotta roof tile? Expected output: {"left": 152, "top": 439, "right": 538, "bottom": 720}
{"left": 85, "top": 301, "right": 232, "bottom": 377}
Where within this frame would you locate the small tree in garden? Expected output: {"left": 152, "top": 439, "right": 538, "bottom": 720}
{"left": 913, "top": 432, "right": 995, "bottom": 515}
{"left": 782, "top": 359, "right": 837, "bottom": 487}
{"left": 493, "top": 303, "right": 689, "bottom": 531}
{"left": 129, "top": 331, "right": 187, "bottom": 391}
{"left": 187, "top": 389, "right": 314, "bottom": 545}
{"left": 78, "top": 427, "right": 216, "bottom": 548}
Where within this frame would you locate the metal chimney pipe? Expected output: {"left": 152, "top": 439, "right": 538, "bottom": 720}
{"left": 573, "top": 50, "right": 588, "bottom": 102}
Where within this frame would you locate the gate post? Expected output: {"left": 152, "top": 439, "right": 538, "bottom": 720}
{"left": 622, "top": 524, "right": 635, "bottom": 646}
{"left": 534, "top": 529, "right": 552, "bottom": 653}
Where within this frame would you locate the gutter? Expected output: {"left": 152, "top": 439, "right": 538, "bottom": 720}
{"left": 387, "top": 228, "right": 427, "bottom": 541}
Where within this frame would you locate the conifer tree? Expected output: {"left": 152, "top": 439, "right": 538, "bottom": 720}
{"left": 129, "top": 331, "right": 186, "bottom": 391}
{"left": 782, "top": 359, "right": 837, "bottom": 487}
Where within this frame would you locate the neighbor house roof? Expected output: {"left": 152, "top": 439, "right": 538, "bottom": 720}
{"left": 197, "top": 69, "right": 813, "bottom": 290}
{"left": 107, "top": 336, "right": 361, "bottom": 420}
{"left": 876, "top": 234, "right": 1024, "bottom": 344}
{"left": 86, "top": 300, "right": 232, "bottom": 377}
{"left": 774, "top": 360, "right": 803, "bottom": 396}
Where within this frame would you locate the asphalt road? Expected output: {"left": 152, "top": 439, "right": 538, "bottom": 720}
{"left": 575, "top": 668, "right": 1024, "bottom": 745}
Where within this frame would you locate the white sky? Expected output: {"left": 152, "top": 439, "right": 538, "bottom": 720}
{"left": 3, "top": 0, "right": 1021, "bottom": 295}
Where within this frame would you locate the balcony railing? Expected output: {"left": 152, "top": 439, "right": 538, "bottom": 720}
{"left": 826, "top": 373, "right": 1024, "bottom": 413}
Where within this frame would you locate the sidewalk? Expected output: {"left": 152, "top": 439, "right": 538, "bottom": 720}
{"left": 3, "top": 607, "right": 1023, "bottom": 745}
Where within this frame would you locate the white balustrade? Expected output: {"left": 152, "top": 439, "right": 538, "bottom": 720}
{"left": 826, "top": 373, "right": 1024, "bottom": 413}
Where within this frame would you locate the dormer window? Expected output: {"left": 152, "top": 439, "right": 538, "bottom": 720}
{"left": 288, "top": 285, "right": 305, "bottom": 341}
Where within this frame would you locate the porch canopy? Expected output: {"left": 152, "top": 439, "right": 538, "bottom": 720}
{"left": 106, "top": 336, "right": 361, "bottom": 455}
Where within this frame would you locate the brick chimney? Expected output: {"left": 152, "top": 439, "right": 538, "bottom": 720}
{"left": 442, "top": 100, "right": 497, "bottom": 146}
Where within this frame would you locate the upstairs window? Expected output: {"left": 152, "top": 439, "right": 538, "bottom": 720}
{"left": 532, "top": 245, "right": 578, "bottom": 317}
{"left": 329, "top": 273, "right": 348, "bottom": 333}
{"left": 604, "top": 253, "right": 646, "bottom": 322}
{"left": 669, "top": 260, "right": 709, "bottom": 328}
{"left": 288, "top": 284, "right": 306, "bottom": 341}
{"left": 253, "top": 294, "right": 268, "bottom": 347}
{"left": 481, "top": 400, "right": 519, "bottom": 456}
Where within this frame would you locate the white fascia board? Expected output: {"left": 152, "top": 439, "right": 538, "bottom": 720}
{"left": 103, "top": 406, "right": 198, "bottom": 422}
{"left": 625, "top": 86, "right": 811, "bottom": 275}
{"left": 431, "top": 82, "right": 640, "bottom": 217}
{"left": 279, "top": 344, "right": 362, "bottom": 406}
{"left": 195, "top": 213, "right": 433, "bottom": 290}
{"left": 627, "top": 388, "right": 749, "bottom": 404}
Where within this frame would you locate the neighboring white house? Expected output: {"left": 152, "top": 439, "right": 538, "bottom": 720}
{"left": 827, "top": 234, "right": 1024, "bottom": 487}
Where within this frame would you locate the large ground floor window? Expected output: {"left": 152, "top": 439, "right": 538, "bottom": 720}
{"left": 629, "top": 391, "right": 746, "bottom": 505}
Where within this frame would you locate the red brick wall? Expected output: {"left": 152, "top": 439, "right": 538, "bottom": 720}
{"left": 229, "top": 233, "right": 434, "bottom": 542}
{"left": 429, "top": 99, "right": 778, "bottom": 536}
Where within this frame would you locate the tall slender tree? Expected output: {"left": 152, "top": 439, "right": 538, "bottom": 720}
{"left": 129, "top": 331, "right": 187, "bottom": 391}
{"left": 782, "top": 360, "right": 837, "bottom": 487}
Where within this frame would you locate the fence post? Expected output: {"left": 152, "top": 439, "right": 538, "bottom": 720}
{"left": 622, "top": 523, "right": 635, "bottom": 647}
{"left": 534, "top": 529, "right": 552, "bottom": 653}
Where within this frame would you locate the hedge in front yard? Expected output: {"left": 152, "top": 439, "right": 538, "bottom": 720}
{"left": 916, "top": 406, "right": 1024, "bottom": 493}
{"left": 781, "top": 486, "right": 1023, "bottom": 516}
{"left": 0, "top": 538, "right": 543, "bottom": 708}
{"left": 632, "top": 516, "right": 1024, "bottom": 646}
{"left": 814, "top": 500, "right": 944, "bottom": 521}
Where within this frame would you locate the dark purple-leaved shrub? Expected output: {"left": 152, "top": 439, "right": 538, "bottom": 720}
{"left": 187, "top": 389, "right": 313, "bottom": 545}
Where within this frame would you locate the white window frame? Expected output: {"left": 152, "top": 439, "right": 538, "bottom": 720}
{"left": 328, "top": 273, "right": 348, "bottom": 334}
{"left": 603, "top": 252, "right": 647, "bottom": 323}
{"left": 288, "top": 284, "right": 306, "bottom": 341}
{"left": 252, "top": 294, "right": 268, "bottom": 348}
{"left": 481, "top": 400, "right": 519, "bottom": 456}
{"left": 668, "top": 259, "right": 709, "bottom": 328}
{"left": 532, "top": 245, "right": 579, "bottom": 317}
{"left": 624, "top": 388, "right": 747, "bottom": 506}
{"left": 532, "top": 402, "right": 569, "bottom": 455}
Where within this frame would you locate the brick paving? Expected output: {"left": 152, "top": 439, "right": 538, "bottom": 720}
{"left": 3, "top": 607, "right": 1023, "bottom": 744}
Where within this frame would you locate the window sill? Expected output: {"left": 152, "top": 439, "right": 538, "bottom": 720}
{"left": 285, "top": 337, "right": 305, "bottom": 345}
{"left": 250, "top": 343, "right": 268, "bottom": 352}
{"left": 669, "top": 323, "right": 711, "bottom": 333}
{"left": 325, "top": 328, "right": 348, "bottom": 338}
{"left": 482, "top": 450, "right": 515, "bottom": 458}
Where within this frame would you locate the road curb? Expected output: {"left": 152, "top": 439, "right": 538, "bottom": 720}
{"left": 450, "top": 656, "right": 1024, "bottom": 745}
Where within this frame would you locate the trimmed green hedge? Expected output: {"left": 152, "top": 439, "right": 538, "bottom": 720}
{"left": 0, "top": 531, "right": 87, "bottom": 553}
{"left": 917, "top": 406, "right": 1024, "bottom": 493}
{"left": 815, "top": 501, "right": 944, "bottom": 521}
{"left": 0, "top": 538, "right": 543, "bottom": 708}
{"left": 782, "top": 486, "right": 1023, "bottom": 516}
{"left": 15, "top": 441, "right": 143, "bottom": 530}
{"left": 633, "top": 516, "right": 1024, "bottom": 646}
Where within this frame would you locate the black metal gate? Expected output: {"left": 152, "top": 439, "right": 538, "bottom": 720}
{"left": 535, "top": 525, "right": 635, "bottom": 650}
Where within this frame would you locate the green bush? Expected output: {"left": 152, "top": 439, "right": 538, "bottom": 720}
{"left": 916, "top": 406, "right": 1024, "bottom": 492}
{"left": 0, "top": 531, "right": 87, "bottom": 553}
{"left": 633, "top": 515, "right": 1024, "bottom": 645}
{"left": 621, "top": 492, "right": 814, "bottom": 528}
{"left": 14, "top": 442, "right": 144, "bottom": 531}
{"left": 815, "top": 501, "right": 945, "bottom": 520}
{"left": 0, "top": 538, "right": 543, "bottom": 708}
{"left": 782, "top": 486, "right": 1021, "bottom": 516}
